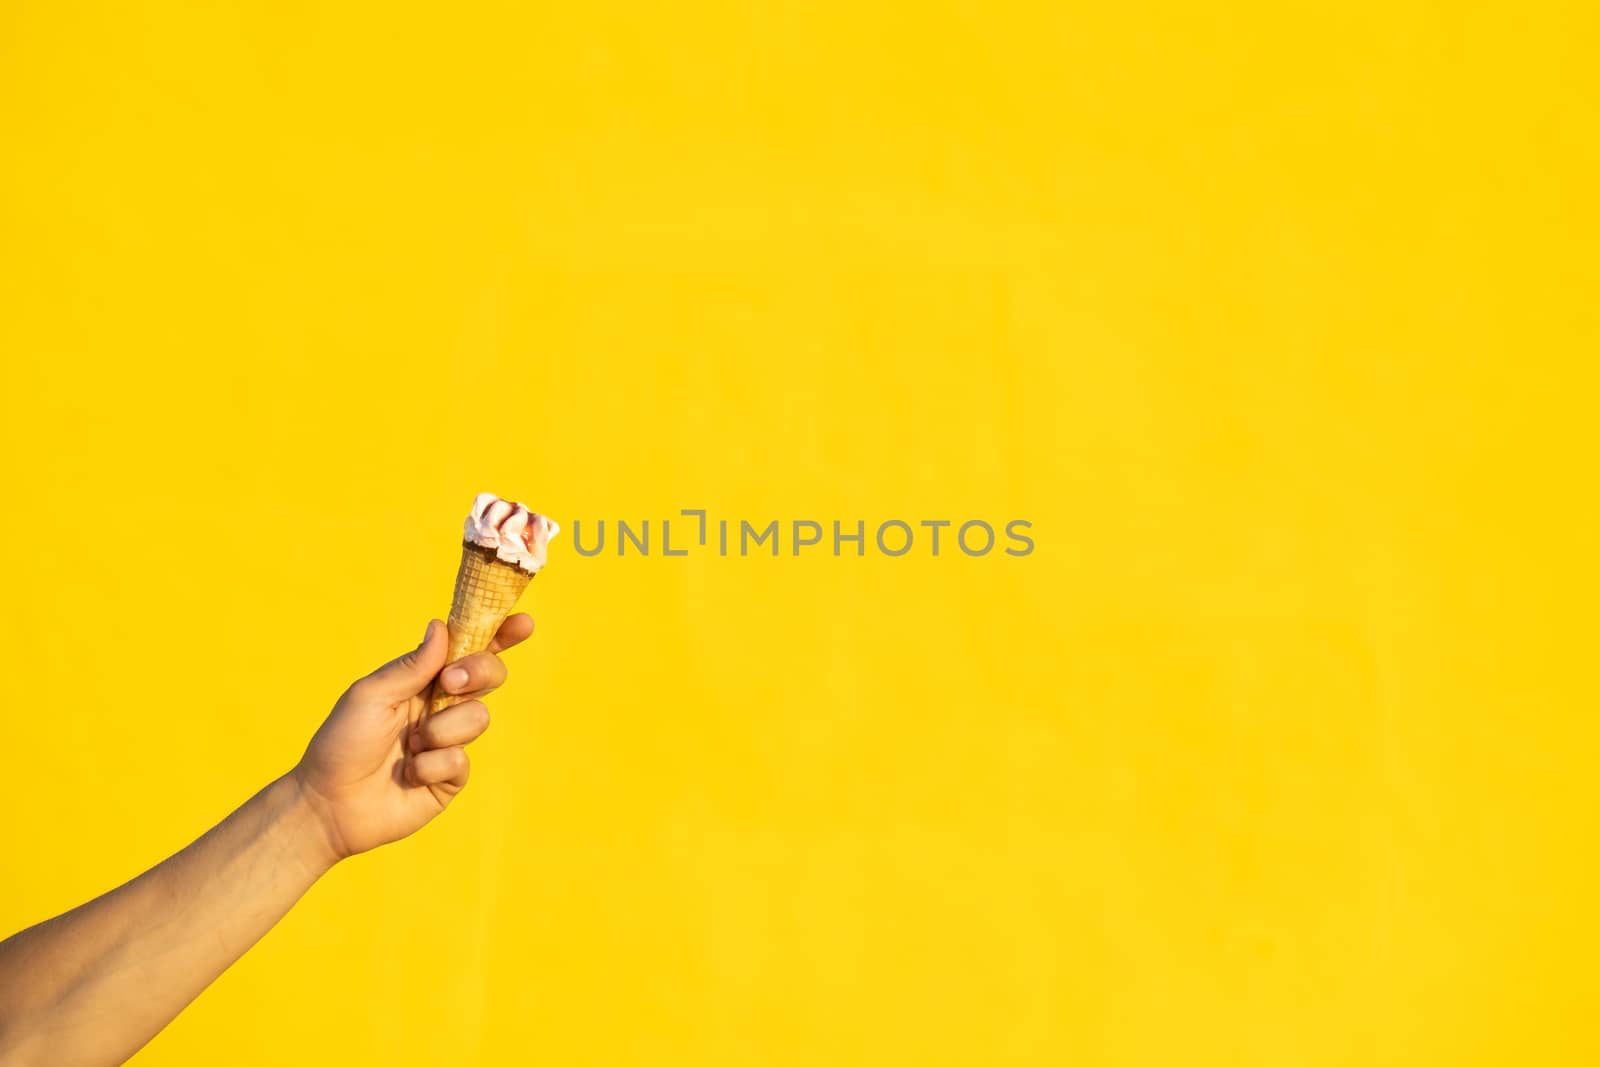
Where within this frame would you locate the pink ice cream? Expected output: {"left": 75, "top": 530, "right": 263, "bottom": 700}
{"left": 465, "top": 492, "right": 560, "bottom": 574}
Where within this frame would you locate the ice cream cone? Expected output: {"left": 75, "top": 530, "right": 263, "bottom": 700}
{"left": 427, "top": 541, "right": 534, "bottom": 715}
{"left": 424, "top": 493, "right": 560, "bottom": 717}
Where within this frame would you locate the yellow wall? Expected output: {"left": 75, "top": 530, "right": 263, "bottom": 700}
{"left": 1, "top": 3, "right": 1595, "bottom": 1064}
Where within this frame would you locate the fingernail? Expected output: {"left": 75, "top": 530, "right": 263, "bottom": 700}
{"left": 442, "top": 667, "right": 468, "bottom": 692}
{"left": 421, "top": 620, "right": 435, "bottom": 645}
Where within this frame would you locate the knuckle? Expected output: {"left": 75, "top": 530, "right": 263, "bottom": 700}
{"left": 420, "top": 720, "right": 442, "bottom": 748}
{"left": 471, "top": 656, "right": 505, "bottom": 687}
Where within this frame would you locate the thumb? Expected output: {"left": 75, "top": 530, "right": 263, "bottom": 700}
{"left": 360, "top": 619, "right": 448, "bottom": 702}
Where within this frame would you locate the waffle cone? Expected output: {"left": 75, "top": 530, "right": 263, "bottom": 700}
{"left": 426, "top": 541, "right": 534, "bottom": 715}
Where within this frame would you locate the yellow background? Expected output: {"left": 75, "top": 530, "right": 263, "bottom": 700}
{"left": 2, "top": 2, "right": 1596, "bottom": 1064}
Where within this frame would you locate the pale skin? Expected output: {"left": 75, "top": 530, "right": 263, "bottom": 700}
{"left": 0, "top": 613, "right": 534, "bottom": 1067}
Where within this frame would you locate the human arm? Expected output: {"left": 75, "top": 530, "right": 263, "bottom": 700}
{"left": 0, "top": 614, "right": 532, "bottom": 1066}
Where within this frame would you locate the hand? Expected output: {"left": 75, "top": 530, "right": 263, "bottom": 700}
{"left": 290, "top": 614, "right": 535, "bottom": 862}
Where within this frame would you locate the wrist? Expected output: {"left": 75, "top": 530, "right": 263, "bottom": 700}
{"left": 272, "top": 772, "right": 346, "bottom": 876}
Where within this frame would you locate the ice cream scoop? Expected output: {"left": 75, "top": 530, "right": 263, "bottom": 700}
{"left": 465, "top": 491, "right": 561, "bottom": 574}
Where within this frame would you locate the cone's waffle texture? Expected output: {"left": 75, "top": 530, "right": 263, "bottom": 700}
{"left": 426, "top": 541, "right": 534, "bottom": 715}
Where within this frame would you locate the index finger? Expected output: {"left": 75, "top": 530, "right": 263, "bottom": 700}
{"left": 487, "top": 613, "right": 535, "bottom": 655}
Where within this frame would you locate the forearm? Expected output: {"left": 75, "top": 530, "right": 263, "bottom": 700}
{"left": 0, "top": 774, "right": 338, "bottom": 1066}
